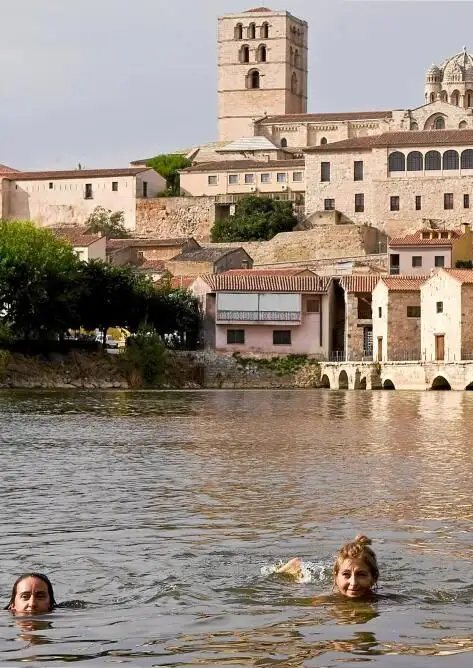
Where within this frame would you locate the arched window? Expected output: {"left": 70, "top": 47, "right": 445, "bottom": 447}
{"left": 407, "top": 151, "right": 423, "bottom": 171}
{"left": 261, "top": 22, "right": 269, "bottom": 39}
{"left": 320, "top": 137, "right": 327, "bottom": 145}
{"left": 410, "top": 121, "right": 419, "bottom": 131}
{"left": 451, "top": 90, "right": 460, "bottom": 106}
{"left": 461, "top": 149, "right": 473, "bottom": 168}
{"left": 430, "top": 92, "right": 435, "bottom": 103}
{"left": 459, "top": 120, "right": 468, "bottom": 129}
{"left": 290, "top": 47, "right": 294, "bottom": 65}
{"left": 280, "top": 138, "right": 287, "bottom": 147}
{"left": 294, "top": 49, "right": 300, "bottom": 68}
{"left": 248, "top": 69, "right": 260, "bottom": 89}
{"left": 425, "top": 150, "right": 441, "bottom": 170}
{"left": 388, "top": 151, "right": 405, "bottom": 172}
{"left": 248, "top": 23, "right": 256, "bottom": 39}
{"left": 240, "top": 45, "right": 250, "bottom": 63}
{"left": 291, "top": 72, "right": 298, "bottom": 94}
{"left": 440, "top": 90, "right": 448, "bottom": 102}
{"left": 257, "top": 44, "right": 267, "bottom": 62}
{"left": 434, "top": 117, "right": 445, "bottom": 129}
{"left": 467, "top": 91, "right": 473, "bottom": 107}
{"left": 443, "top": 150, "right": 459, "bottom": 170}
{"left": 235, "top": 23, "right": 243, "bottom": 40}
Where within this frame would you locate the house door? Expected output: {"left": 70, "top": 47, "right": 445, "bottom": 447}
{"left": 435, "top": 335, "right": 445, "bottom": 361}
{"left": 377, "top": 337, "right": 383, "bottom": 361}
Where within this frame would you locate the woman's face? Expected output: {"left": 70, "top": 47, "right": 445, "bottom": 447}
{"left": 335, "top": 557, "right": 375, "bottom": 599}
{"left": 10, "top": 576, "right": 51, "bottom": 615}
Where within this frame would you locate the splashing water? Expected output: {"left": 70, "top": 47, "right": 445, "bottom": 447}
{"left": 261, "top": 560, "right": 330, "bottom": 584}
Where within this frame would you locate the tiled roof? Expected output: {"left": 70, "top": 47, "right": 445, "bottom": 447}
{"left": 200, "top": 273, "right": 330, "bottom": 293}
{"left": 5, "top": 167, "right": 149, "bottom": 181}
{"left": 224, "top": 268, "right": 314, "bottom": 276}
{"left": 170, "top": 276, "right": 195, "bottom": 289}
{"left": 217, "top": 136, "right": 279, "bottom": 152}
{"left": 261, "top": 111, "right": 392, "bottom": 125}
{"left": 339, "top": 275, "right": 383, "bottom": 293}
{"left": 182, "top": 159, "right": 305, "bottom": 173}
{"left": 0, "top": 163, "right": 19, "bottom": 173}
{"left": 389, "top": 229, "right": 461, "bottom": 247}
{"left": 170, "top": 247, "right": 243, "bottom": 263}
{"left": 305, "top": 129, "right": 473, "bottom": 152}
{"left": 245, "top": 6, "right": 272, "bottom": 11}
{"left": 379, "top": 275, "right": 427, "bottom": 290}
{"left": 52, "top": 227, "right": 102, "bottom": 247}
{"left": 442, "top": 268, "right": 473, "bottom": 284}
{"left": 136, "top": 259, "right": 166, "bottom": 272}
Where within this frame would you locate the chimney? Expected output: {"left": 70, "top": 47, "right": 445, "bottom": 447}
{"left": 461, "top": 223, "right": 470, "bottom": 235}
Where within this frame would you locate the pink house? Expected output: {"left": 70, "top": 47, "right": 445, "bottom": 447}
{"left": 191, "top": 270, "right": 332, "bottom": 355}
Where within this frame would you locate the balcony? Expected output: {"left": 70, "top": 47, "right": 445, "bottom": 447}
{"left": 357, "top": 307, "right": 372, "bottom": 320}
{"left": 217, "top": 310, "right": 301, "bottom": 322}
{"left": 389, "top": 266, "right": 400, "bottom": 275}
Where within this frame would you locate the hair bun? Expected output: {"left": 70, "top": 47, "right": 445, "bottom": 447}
{"left": 354, "top": 535, "right": 372, "bottom": 546}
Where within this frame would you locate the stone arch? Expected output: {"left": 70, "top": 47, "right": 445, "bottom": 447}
{"left": 280, "top": 137, "right": 287, "bottom": 147}
{"left": 354, "top": 369, "right": 367, "bottom": 390}
{"left": 291, "top": 72, "right": 298, "bottom": 94}
{"left": 261, "top": 22, "right": 269, "bottom": 39}
{"left": 459, "top": 120, "right": 468, "bottom": 129}
{"left": 461, "top": 149, "right": 473, "bottom": 168}
{"left": 411, "top": 121, "right": 419, "bottom": 130}
{"left": 240, "top": 44, "right": 250, "bottom": 63}
{"left": 294, "top": 49, "right": 301, "bottom": 68}
{"left": 388, "top": 151, "right": 405, "bottom": 172}
{"left": 425, "top": 150, "right": 441, "bottom": 170}
{"left": 430, "top": 92, "right": 435, "bottom": 103}
{"left": 338, "top": 370, "right": 349, "bottom": 390}
{"left": 320, "top": 137, "right": 327, "bottom": 145}
{"left": 406, "top": 151, "right": 423, "bottom": 171}
{"left": 235, "top": 23, "right": 243, "bottom": 40}
{"left": 451, "top": 89, "right": 460, "bottom": 106}
{"left": 443, "top": 149, "right": 459, "bottom": 170}
{"left": 465, "top": 381, "right": 473, "bottom": 390}
{"left": 247, "top": 69, "right": 260, "bottom": 89}
{"left": 440, "top": 90, "right": 448, "bottom": 102}
{"left": 431, "top": 376, "right": 451, "bottom": 390}
{"left": 248, "top": 23, "right": 256, "bottom": 39}
{"left": 256, "top": 44, "right": 267, "bottom": 63}
{"left": 383, "top": 379, "right": 395, "bottom": 390}
{"left": 320, "top": 374, "right": 330, "bottom": 388}
{"left": 466, "top": 90, "right": 473, "bottom": 107}
{"left": 435, "top": 116, "right": 445, "bottom": 129}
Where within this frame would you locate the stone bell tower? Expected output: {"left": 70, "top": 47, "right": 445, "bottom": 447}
{"left": 217, "top": 7, "right": 308, "bottom": 142}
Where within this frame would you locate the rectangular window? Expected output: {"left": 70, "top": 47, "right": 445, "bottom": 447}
{"left": 390, "top": 195, "right": 400, "bottom": 211}
{"left": 261, "top": 173, "right": 270, "bottom": 183}
{"left": 276, "top": 172, "right": 287, "bottom": 182}
{"left": 208, "top": 175, "right": 218, "bottom": 185}
{"left": 306, "top": 298, "right": 320, "bottom": 313}
{"left": 273, "top": 330, "right": 291, "bottom": 345}
{"left": 412, "top": 256, "right": 422, "bottom": 267}
{"left": 435, "top": 255, "right": 445, "bottom": 267}
{"left": 324, "top": 198, "right": 335, "bottom": 210}
{"left": 49, "top": 182, "right": 54, "bottom": 189}
{"left": 227, "top": 329, "right": 245, "bottom": 344}
{"left": 415, "top": 195, "right": 422, "bottom": 210}
{"left": 320, "top": 161, "right": 330, "bottom": 182}
{"left": 464, "top": 194, "right": 470, "bottom": 209}
{"left": 228, "top": 174, "right": 239, "bottom": 184}
{"left": 292, "top": 171, "right": 303, "bottom": 182}
{"left": 444, "top": 193, "right": 454, "bottom": 209}
{"left": 244, "top": 173, "right": 254, "bottom": 184}
{"left": 84, "top": 183, "right": 93, "bottom": 199}
{"left": 354, "top": 193, "right": 364, "bottom": 212}
{"left": 354, "top": 160, "right": 364, "bottom": 181}
{"left": 112, "top": 181, "right": 118, "bottom": 192}
{"left": 436, "top": 301, "right": 444, "bottom": 313}
{"left": 407, "top": 305, "right": 421, "bottom": 318}
{"left": 142, "top": 181, "right": 148, "bottom": 197}
{"left": 378, "top": 307, "right": 382, "bottom": 318}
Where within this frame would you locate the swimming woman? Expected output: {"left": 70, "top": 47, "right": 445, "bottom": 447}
{"left": 277, "top": 535, "right": 379, "bottom": 599}
{"left": 5, "top": 573, "right": 56, "bottom": 615}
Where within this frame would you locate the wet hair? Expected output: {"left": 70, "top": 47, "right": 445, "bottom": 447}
{"left": 332, "top": 535, "right": 379, "bottom": 587}
{"left": 4, "top": 573, "right": 57, "bottom": 611}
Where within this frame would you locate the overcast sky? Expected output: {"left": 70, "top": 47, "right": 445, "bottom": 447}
{"left": 2, "top": 1, "right": 473, "bottom": 170}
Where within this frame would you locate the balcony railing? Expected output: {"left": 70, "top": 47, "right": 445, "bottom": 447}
{"left": 217, "top": 310, "right": 300, "bottom": 321}
{"left": 357, "top": 308, "right": 372, "bottom": 320}
{"left": 389, "top": 266, "right": 400, "bottom": 275}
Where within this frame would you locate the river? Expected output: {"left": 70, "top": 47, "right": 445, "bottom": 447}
{"left": 0, "top": 389, "right": 472, "bottom": 666}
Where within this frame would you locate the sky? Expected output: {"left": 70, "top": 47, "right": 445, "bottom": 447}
{"left": 2, "top": 0, "right": 473, "bottom": 170}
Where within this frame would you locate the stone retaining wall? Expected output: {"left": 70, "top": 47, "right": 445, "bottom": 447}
{"left": 135, "top": 197, "right": 216, "bottom": 240}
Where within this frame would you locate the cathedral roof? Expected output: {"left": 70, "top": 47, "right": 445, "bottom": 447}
{"left": 245, "top": 7, "right": 272, "bottom": 12}
{"left": 427, "top": 49, "right": 473, "bottom": 83}
{"left": 305, "top": 129, "right": 473, "bottom": 152}
{"left": 258, "top": 110, "right": 392, "bottom": 124}
{"left": 217, "top": 136, "right": 279, "bottom": 153}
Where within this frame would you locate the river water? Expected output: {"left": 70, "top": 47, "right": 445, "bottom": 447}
{"left": 0, "top": 389, "right": 473, "bottom": 666}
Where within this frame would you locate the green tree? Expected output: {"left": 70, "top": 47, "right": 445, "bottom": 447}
{"left": 210, "top": 196, "right": 298, "bottom": 242}
{"left": 85, "top": 206, "right": 131, "bottom": 238}
{"left": 145, "top": 153, "right": 191, "bottom": 196}
{"left": 0, "top": 220, "right": 81, "bottom": 339}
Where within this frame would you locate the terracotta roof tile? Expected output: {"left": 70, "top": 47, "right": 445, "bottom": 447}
{"left": 200, "top": 273, "right": 330, "bottom": 293}
{"left": 261, "top": 111, "right": 392, "bottom": 125}
{"left": 442, "top": 268, "right": 473, "bottom": 284}
{"left": 170, "top": 276, "right": 195, "bottom": 289}
{"left": 389, "top": 229, "right": 461, "bottom": 247}
{"left": 0, "top": 163, "right": 19, "bottom": 174}
{"left": 305, "top": 129, "right": 473, "bottom": 152}
{"left": 223, "top": 268, "right": 313, "bottom": 276}
{"left": 5, "top": 167, "right": 149, "bottom": 181}
{"left": 136, "top": 259, "right": 166, "bottom": 272}
{"left": 379, "top": 275, "right": 427, "bottom": 290}
{"left": 182, "top": 159, "right": 304, "bottom": 173}
{"left": 52, "top": 227, "right": 102, "bottom": 247}
{"left": 339, "top": 275, "right": 383, "bottom": 293}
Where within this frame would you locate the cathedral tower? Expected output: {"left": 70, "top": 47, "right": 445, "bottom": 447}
{"left": 218, "top": 7, "right": 308, "bottom": 142}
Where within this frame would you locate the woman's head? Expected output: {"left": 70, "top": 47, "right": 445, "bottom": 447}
{"left": 333, "top": 535, "right": 379, "bottom": 599}
{"left": 5, "top": 573, "right": 56, "bottom": 615}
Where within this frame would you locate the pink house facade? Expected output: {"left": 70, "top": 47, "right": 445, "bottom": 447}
{"left": 192, "top": 271, "right": 332, "bottom": 356}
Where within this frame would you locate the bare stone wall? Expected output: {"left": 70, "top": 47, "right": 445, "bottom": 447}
{"left": 461, "top": 284, "right": 473, "bottom": 355}
{"left": 135, "top": 197, "right": 216, "bottom": 240}
{"left": 388, "top": 292, "right": 421, "bottom": 359}
{"left": 346, "top": 293, "right": 372, "bottom": 359}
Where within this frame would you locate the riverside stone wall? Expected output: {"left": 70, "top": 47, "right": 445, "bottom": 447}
{"left": 135, "top": 197, "right": 216, "bottom": 240}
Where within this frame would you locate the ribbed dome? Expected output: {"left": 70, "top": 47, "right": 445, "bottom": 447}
{"left": 441, "top": 50, "right": 473, "bottom": 83}
{"left": 427, "top": 63, "right": 440, "bottom": 73}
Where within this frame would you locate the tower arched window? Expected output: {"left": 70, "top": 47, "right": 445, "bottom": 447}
{"left": 461, "top": 149, "right": 473, "bottom": 168}
{"left": 247, "top": 69, "right": 260, "bottom": 89}
{"left": 280, "top": 137, "right": 287, "bottom": 147}
{"left": 425, "top": 150, "right": 441, "bottom": 170}
{"left": 248, "top": 23, "right": 256, "bottom": 39}
{"left": 434, "top": 116, "right": 445, "bottom": 129}
{"left": 320, "top": 137, "right": 327, "bottom": 145}
{"left": 410, "top": 121, "right": 419, "bottom": 131}
{"left": 440, "top": 90, "right": 448, "bottom": 102}
{"left": 240, "top": 45, "right": 250, "bottom": 63}
{"left": 430, "top": 92, "right": 435, "bottom": 103}
{"left": 459, "top": 120, "right": 468, "bottom": 129}
{"left": 235, "top": 23, "right": 243, "bottom": 40}
{"left": 261, "top": 22, "right": 269, "bottom": 39}
{"left": 257, "top": 44, "right": 267, "bottom": 63}
{"left": 451, "top": 90, "right": 460, "bottom": 106}
{"left": 407, "top": 151, "right": 423, "bottom": 171}
{"left": 291, "top": 72, "right": 298, "bottom": 94}
{"left": 466, "top": 90, "right": 473, "bottom": 107}
{"left": 443, "top": 150, "right": 459, "bottom": 170}
{"left": 290, "top": 47, "right": 294, "bottom": 65}
{"left": 388, "top": 151, "right": 405, "bottom": 172}
{"left": 294, "top": 49, "right": 301, "bottom": 68}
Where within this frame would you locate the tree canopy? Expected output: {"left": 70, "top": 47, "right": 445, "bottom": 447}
{"left": 210, "top": 196, "right": 298, "bottom": 242}
{"left": 145, "top": 153, "right": 191, "bottom": 196}
{"left": 85, "top": 206, "right": 131, "bottom": 238}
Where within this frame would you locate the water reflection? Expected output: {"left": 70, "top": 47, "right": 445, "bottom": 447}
{"left": 12, "top": 617, "right": 53, "bottom": 646}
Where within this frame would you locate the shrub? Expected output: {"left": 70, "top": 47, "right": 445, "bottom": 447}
{"left": 122, "top": 330, "right": 167, "bottom": 387}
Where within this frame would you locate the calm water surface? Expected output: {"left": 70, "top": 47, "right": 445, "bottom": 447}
{"left": 1, "top": 389, "right": 473, "bottom": 666}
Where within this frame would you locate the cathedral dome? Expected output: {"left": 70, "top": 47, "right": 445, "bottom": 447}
{"left": 441, "top": 49, "right": 473, "bottom": 83}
